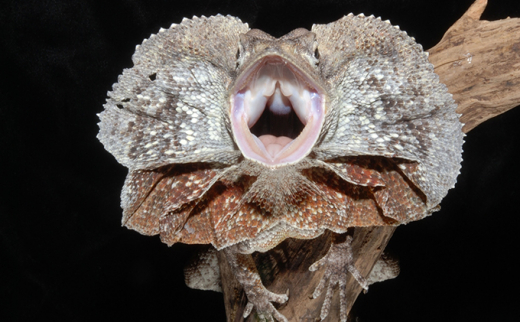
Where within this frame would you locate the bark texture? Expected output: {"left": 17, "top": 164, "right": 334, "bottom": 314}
{"left": 429, "top": 0, "right": 520, "bottom": 133}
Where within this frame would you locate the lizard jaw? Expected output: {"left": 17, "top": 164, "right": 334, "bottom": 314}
{"left": 231, "top": 56, "right": 325, "bottom": 168}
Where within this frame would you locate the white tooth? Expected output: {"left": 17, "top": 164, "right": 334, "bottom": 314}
{"left": 254, "top": 65, "right": 277, "bottom": 97}
{"left": 268, "top": 87, "right": 292, "bottom": 115}
{"left": 279, "top": 80, "right": 295, "bottom": 97}
{"left": 244, "top": 89, "right": 267, "bottom": 127}
{"left": 279, "top": 68, "right": 300, "bottom": 97}
{"left": 288, "top": 89, "right": 311, "bottom": 124}
{"left": 262, "top": 79, "right": 276, "bottom": 97}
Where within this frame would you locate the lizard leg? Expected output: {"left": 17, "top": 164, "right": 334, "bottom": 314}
{"left": 184, "top": 246, "right": 222, "bottom": 292}
{"left": 223, "top": 246, "right": 289, "bottom": 322}
{"left": 309, "top": 233, "right": 367, "bottom": 322}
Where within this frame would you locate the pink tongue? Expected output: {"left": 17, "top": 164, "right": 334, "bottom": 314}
{"left": 258, "top": 135, "right": 293, "bottom": 158}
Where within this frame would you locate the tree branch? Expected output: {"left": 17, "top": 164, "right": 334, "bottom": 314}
{"left": 428, "top": 0, "right": 520, "bottom": 133}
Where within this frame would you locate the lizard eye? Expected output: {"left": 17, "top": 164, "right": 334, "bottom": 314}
{"left": 314, "top": 47, "right": 320, "bottom": 59}
{"left": 230, "top": 56, "right": 325, "bottom": 167}
{"left": 235, "top": 49, "right": 241, "bottom": 69}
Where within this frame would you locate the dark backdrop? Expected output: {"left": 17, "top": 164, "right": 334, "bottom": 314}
{"left": 2, "top": 0, "right": 520, "bottom": 321}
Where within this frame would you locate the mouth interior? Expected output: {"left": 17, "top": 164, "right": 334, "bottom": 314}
{"left": 232, "top": 57, "right": 323, "bottom": 166}
{"left": 249, "top": 91, "right": 306, "bottom": 157}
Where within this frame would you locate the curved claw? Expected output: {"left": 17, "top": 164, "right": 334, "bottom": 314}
{"left": 243, "top": 302, "right": 254, "bottom": 318}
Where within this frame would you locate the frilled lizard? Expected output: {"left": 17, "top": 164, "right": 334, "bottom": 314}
{"left": 97, "top": 14, "right": 463, "bottom": 321}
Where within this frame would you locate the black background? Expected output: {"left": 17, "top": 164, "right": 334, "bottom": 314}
{"left": 2, "top": 0, "right": 520, "bottom": 321}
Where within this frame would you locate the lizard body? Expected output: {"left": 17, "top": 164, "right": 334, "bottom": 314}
{"left": 98, "top": 14, "right": 463, "bottom": 321}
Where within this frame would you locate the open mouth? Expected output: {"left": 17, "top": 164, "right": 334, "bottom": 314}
{"left": 231, "top": 56, "right": 325, "bottom": 167}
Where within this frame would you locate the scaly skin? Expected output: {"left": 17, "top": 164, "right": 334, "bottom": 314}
{"left": 98, "top": 14, "right": 463, "bottom": 321}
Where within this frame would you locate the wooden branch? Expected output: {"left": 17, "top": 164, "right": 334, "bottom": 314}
{"left": 219, "top": 228, "right": 396, "bottom": 322}
{"left": 428, "top": 0, "right": 520, "bottom": 133}
{"left": 219, "top": 0, "right": 520, "bottom": 321}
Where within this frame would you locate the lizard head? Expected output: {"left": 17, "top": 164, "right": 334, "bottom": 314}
{"left": 230, "top": 28, "right": 328, "bottom": 168}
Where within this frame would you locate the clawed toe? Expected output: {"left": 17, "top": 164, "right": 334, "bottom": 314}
{"left": 243, "top": 286, "right": 288, "bottom": 321}
{"left": 309, "top": 234, "right": 366, "bottom": 322}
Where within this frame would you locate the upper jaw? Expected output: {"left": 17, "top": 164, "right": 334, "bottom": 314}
{"left": 230, "top": 55, "right": 326, "bottom": 168}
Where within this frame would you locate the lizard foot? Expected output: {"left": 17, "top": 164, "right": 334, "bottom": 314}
{"left": 243, "top": 285, "right": 289, "bottom": 321}
{"left": 309, "top": 235, "right": 367, "bottom": 322}
{"left": 223, "top": 246, "right": 288, "bottom": 321}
